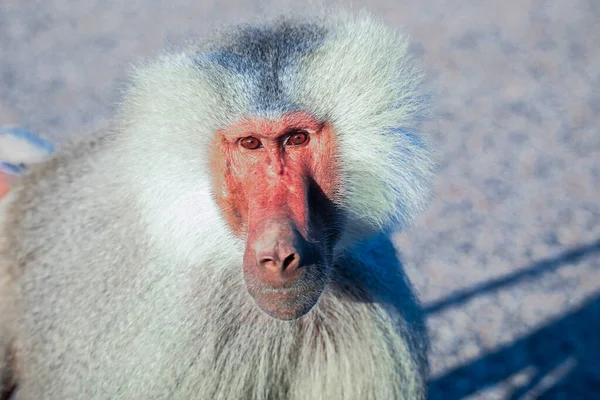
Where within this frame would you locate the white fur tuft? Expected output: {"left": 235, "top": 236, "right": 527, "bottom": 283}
{"left": 295, "top": 12, "right": 434, "bottom": 237}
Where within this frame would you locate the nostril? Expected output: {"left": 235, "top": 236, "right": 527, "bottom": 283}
{"left": 258, "top": 253, "right": 299, "bottom": 272}
{"left": 259, "top": 257, "right": 278, "bottom": 271}
{"left": 282, "top": 253, "right": 298, "bottom": 271}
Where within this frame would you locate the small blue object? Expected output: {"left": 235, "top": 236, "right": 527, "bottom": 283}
{"left": 0, "top": 162, "right": 26, "bottom": 175}
{"left": 0, "top": 127, "right": 54, "bottom": 175}
{"left": 0, "top": 127, "right": 55, "bottom": 153}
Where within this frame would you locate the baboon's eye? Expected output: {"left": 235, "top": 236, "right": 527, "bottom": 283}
{"left": 286, "top": 130, "right": 309, "bottom": 146}
{"left": 240, "top": 136, "right": 262, "bottom": 150}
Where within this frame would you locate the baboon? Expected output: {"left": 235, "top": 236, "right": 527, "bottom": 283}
{"left": 0, "top": 11, "right": 435, "bottom": 400}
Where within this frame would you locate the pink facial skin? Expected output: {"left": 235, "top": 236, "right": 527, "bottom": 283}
{"left": 211, "top": 112, "right": 341, "bottom": 320}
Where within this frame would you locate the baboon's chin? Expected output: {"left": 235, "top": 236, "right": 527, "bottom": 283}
{"left": 250, "top": 284, "right": 325, "bottom": 321}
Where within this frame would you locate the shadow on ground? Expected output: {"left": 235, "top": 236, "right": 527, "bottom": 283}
{"left": 427, "top": 240, "right": 600, "bottom": 399}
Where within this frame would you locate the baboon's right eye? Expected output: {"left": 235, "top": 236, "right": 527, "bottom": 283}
{"left": 240, "top": 136, "right": 262, "bottom": 150}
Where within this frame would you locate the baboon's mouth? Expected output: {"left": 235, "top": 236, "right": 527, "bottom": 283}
{"left": 249, "top": 279, "right": 326, "bottom": 320}
{"left": 247, "top": 268, "right": 327, "bottom": 321}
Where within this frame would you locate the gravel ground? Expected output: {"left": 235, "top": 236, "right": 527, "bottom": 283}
{"left": 1, "top": 0, "right": 599, "bottom": 398}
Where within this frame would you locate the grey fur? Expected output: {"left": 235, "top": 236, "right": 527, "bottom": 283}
{"left": 0, "top": 11, "right": 434, "bottom": 400}
{"left": 196, "top": 20, "right": 327, "bottom": 114}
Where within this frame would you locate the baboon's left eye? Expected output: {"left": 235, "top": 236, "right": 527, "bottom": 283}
{"left": 286, "top": 131, "right": 309, "bottom": 146}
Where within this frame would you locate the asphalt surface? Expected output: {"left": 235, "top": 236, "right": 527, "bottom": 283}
{"left": 1, "top": 1, "right": 599, "bottom": 398}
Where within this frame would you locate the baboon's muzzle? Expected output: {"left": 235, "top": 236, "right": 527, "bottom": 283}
{"left": 243, "top": 214, "right": 327, "bottom": 320}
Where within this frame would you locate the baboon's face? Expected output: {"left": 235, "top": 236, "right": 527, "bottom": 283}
{"left": 211, "top": 111, "right": 343, "bottom": 320}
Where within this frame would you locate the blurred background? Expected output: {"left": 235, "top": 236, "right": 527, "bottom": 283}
{"left": 1, "top": 0, "right": 598, "bottom": 398}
